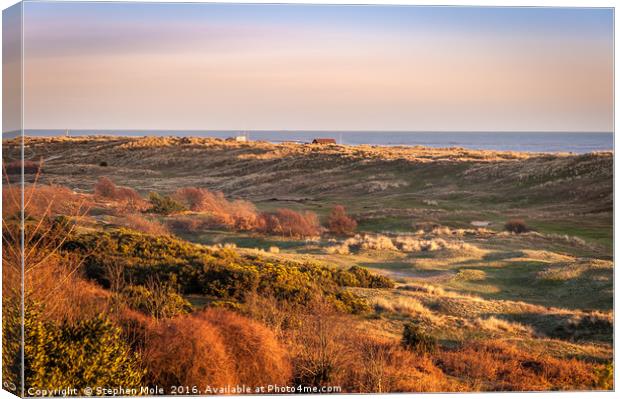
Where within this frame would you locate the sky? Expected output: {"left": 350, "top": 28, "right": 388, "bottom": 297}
{"left": 3, "top": 2, "right": 614, "bottom": 132}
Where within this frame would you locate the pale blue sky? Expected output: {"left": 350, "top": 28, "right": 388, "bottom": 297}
{"left": 6, "top": 2, "right": 614, "bottom": 131}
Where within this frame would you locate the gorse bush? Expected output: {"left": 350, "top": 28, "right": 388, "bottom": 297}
{"left": 327, "top": 205, "right": 357, "bottom": 236}
{"left": 402, "top": 323, "right": 438, "bottom": 354}
{"left": 23, "top": 303, "right": 144, "bottom": 391}
{"left": 62, "top": 229, "right": 392, "bottom": 312}
{"left": 331, "top": 291, "right": 371, "bottom": 314}
{"left": 338, "top": 265, "right": 394, "bottom": 289}
{"left": 148, "top": 192, "right": 186, "bottom": 215}
{"left": 119, "top": 284, "right": 192, "bottom": 320}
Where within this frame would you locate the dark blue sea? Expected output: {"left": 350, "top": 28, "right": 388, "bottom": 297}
{"left": 5, "top": 130, "right": 613, "bottom": 154}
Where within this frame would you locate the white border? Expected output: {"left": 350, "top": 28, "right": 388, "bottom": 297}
{"left": 0, "top": 1, "right": 616, "bottom": 399}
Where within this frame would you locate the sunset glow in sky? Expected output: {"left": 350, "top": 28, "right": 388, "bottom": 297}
{"left": 5, "top": 2, "right": 614, "bottom": 131}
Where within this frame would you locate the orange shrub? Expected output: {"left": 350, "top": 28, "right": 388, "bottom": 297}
{"left": 286, "top": 301, "right": 457, "bottom": 392}
{"left": 173, "top": 187, "right": 321, "bottom": 237}
{"left": 261, "top": 209, "right": 321, "bottom": 238}
{"left": 94, "top": 176, "right": 117, "bottom": 198}
{"left": 173, "top": 187, "right": 207, "bottom": 211}
{"left": 436, "top": 339, "right": 602, "bottom": 391}
{"left": 347, "top": 338, "right": 458, "bottom": 393}
{"left": 8, "top": 184, "right": 87, "bottom": 219}
{"left": 141, "top": 309, "right": 292, "bottom": 389}
{"left": 174, "top": 187, "right": 262, "bottom": 231}
{"left": 198, "top": 309, "right": 292, "bottom": 387}
{"left": 328, "top": 205, "right": 357, "bottom": 236}
{"left": 229, "top": 200, "right": 265, "bottom": 231}
{"left": 115, "top": 187, "right": 148, "bottom": 211}
{"left": 143, "top": 314, "right": 237, "bottom": 387}
{"left": 93, "top": 177, "right": 147, "bottom": 211}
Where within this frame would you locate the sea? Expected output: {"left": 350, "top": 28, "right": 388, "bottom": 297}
{"left": 4, "top": 130, "right": 614, "bottom": 154}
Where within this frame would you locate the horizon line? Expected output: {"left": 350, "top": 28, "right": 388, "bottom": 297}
{"left": 3, "top": 129, "right": 614, "bottom": 135}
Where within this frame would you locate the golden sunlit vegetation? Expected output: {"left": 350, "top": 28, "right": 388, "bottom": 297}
{"left": 2, "top": 137, "right": 613, "bottom": 394}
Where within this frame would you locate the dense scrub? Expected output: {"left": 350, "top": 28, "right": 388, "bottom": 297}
{"left": 62, "top": 229, "right": 392, "bottom": 310}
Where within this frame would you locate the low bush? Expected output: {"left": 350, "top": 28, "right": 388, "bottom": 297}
{"left": 142, "top": 309, "right": 291, "bottom": 388}
{"left": 402, "top": 323, "right": 438, "bottom": 354}
{"left": 6, "top": 185, "right": 86, "bottom": 220}
{"left": 93, "top": 177, "right": 147, "bottom": 211}
{"left": 346, "top": 338, "right": 458, "bottom": 393}
{"left": 505, "top": 219, "right": 529, "bottom": 234}
{"left": 332, "top": 291, "right": 371, "bottom": 314}
{"left": 119, "top": 284, "right": 192, "bottom": 319}
{"left": 339, "top": 265, "right": 395, "bottom": 289}
{"left": 327, "top": 205, "right": 357, "bottom": 236}
{"left": 167, "top": 216, "right": 206, "bottom": 233}
{"left": 143, "top": 313, "right": 236, "bottom": 387}
{"left": 148, "top": 192, "right": 186, "bottom": 215}
{"left": 260, "top": 209, "right": 321, "bottom": 238}
{"left": 23, "top": 303, "right": 144, "bottom": 391}
{"left": 173, "top": 187, "right": 262, "bottom": 230}
{"left": 198, "top": 309, "right": 292, "bottom": 387}
{"left": 122, "top": 214, "right": 170, "bottom": 236}
{"left": 94, "top": 176, "right": 117, "bottom": 198}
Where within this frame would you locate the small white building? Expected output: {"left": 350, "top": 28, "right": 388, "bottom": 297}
{"left": 227, "top": 134, "right": 248, "bottom": 142}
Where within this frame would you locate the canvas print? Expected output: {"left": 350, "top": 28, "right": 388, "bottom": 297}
{"left": 1, "top": 1, "right": 614, "bottom": 396}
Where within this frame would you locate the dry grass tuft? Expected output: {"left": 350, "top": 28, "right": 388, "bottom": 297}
{"left": 399, "top": 283, "right": 447, "bottom": 296}
{"left": 329, "top": 234, "right": 484, "bottom": 256}
{"left": 474, "top": 317, "right": 534, "bottom": 336}
{"left": 121, "top": 214, "right": 171, "bottom": 236}
{"left": 370, "top": 296, "right": 430, "bottom": 317}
